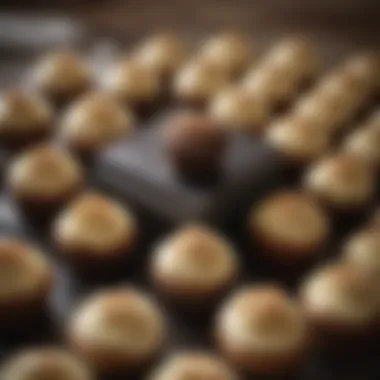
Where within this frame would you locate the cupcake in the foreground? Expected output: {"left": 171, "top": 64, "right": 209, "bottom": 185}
{"left": 148, "top": 352, "right": 239, "bottom": 380}
{"left": 248, "top": 191, "right": 330, "bottom": 262}
{"left": 59, "top": 93, "right": 134, "bottom": 156}
{"left": 197, "top": 32, "right": 252, "bottom": 78}
{"left": 7, "top": 145, "right": 84, "bottom": 219}
{"left": 53, "top": 192, "right": 137, "bottom": 276}
{"left": 150, "top": 225, "right": 239, "bottom": 312}
{"left": 0, "top": 239, "right": 53, "bottom": 326}
{"left": 133, "top": 33, "right": 186, "bottom": 82}
{"left": 303, "top": 153, "right": 376, "bottom": 213}
{"left": 67, "top": 287, "right": 167, "bottom": 377}
{"left": 0, "top": 90, "right": 53, "bottom": 148}
{"left": 163, "top": 111, "right": 228, "bottom": 180}
{"left": 215, "top": 285, "right": 309, "bottom": 375}
{"left": 173, "top": 58, "right": 230, "bottom": 108}
{"left": 0, "top": 347, "right": 93, "bottom": 380}
{"left": 209, "top": 86, "right": 269, "bottom": 134}
{"left": 29, "top": 51, "right": 92, "bottom": 106}
{"left": 266, "top": 115, "right": 331, "bottom": 166}
{"left": 300, "top": 262, "right": 379, "bottom": 337}
{"left": 103, "top": 59, "right": 162, "bottom": 114}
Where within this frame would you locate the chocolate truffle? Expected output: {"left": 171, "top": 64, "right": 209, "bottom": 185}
{"left": 243, "top": 65, "right": 298, "bottom": 109}
{"left": 249, "top": 191, "right": 330, "bottom": 261}
{"left": 150, "top": 225, "right": 239, "bottom": 308}
{"left": 343, "top": 124, "right": 380, "bottom": 168}
{"left": 53, "top": 193, "right": 137, "bottom": 273}
{"left": 29, "top": 51, "right": 92, "bottom": 105}
{"left": 59, "top": 93, "right": 134, "bottom": 155}
{"left": 215, "top": 285, "right": 309, "bottom": 375}
{"left": 173, "top": 59, "right": 230, "bottom": 107}
{"left": 0, "top": 347, "right": 93, "bottom": 380}
{"left": 0, "top": 90, "right": 53, "bottom": 148}
{"left": 209, "top": 86, "right": 269, "bottom": 134}
{"left": 198, "top": 32, "right": 251, "bottom": 78}
{"left": 103, "top": 58, "right": 161, "bottom": 113}
{"left": 0, "top": 239, "right": 53, "bottom": 323}
{"left": 67, "top": 287, "right": 167, "bottom": 376}
{"left": 300, "top": 262, "right": 379, "bottom": 335}
{"left": 265, "top": 36, "right": 319, "bottom": 86}
{"left": 149, "top": 352, "right": 239, "bottom": 380}
{"left": 163, "top": 111, "right": 227, "bottom": 179}
{"left": 266, "top": 116, "right": 331, "bottom": 165}
{"left": 303, "top": 153, "right": 376, "bottom": 211}
{"left": 7, "top": 145, "right": 84, "bottom": 218}
{"left": 133, "top": 33, "right": 186, "bottom": 80}
{"left": 343, "top": 227, "right": 380, "bottom": 277}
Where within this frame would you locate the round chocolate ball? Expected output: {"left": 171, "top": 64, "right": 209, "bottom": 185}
{"left": 264, "top": 36, "right": 319, "bottom": 86}
{"left": 343, "top": 124, "right": 380, "bottom": 168}
{"left": 266, "top": 115, "right": 331, "bottom": 165}
{"left": 163, "top": 111, "right": 227, "bottom": 179}
{"left": 0, "top": 239, "right": 53, "bottom": 323}
{"left": 243, "top": 65, "right": 298, "bottom": 109}
{"left": 150, "top": 225, "right": 239, "bottom": 308}
{"left": 209, "top": 86, "right": 269, "bottom": 134}
{"left": 303, "top": 153, "right": 376, "bottom": 211}
{"left": 215, "top": 285, "right": 309, "bottom": 375}
{"left": 149, "top": 352, "right": 239, "bottom": 380}
{"left": 53, "top": 192, "right": 137, "bottom": 273}
{"left": 343, "top": 227, "right": 380, "bottom": 277}
{"left": 0, "top": 90, "right": 53, "bottom": 148}
{"left": 133, "top": 33, "right": 186, "bottom": 80}
{"left": 67, "top": 286, "right": 167, "bottom": 376}
{"left": 29, "top": 51, "right": 92, "bottom": 105}
{"left": 7, "top": 145, "right": 84, "bottom": 218}
{"left": 300, "top": 262, "right": 379, "bottom": 335}
{"left": 0, "top": 347, "right": 93, "bottom": 380}
{"left": 173, "top": 59, "right": 230, "bottom": 107}
{"left": 198, "top": 32, "right": 252, "bottom": 78}
{"left": 59, "top": 93, "right": 134, "bottom": 155}
{"left": 249, "top": 191, "right": 330, "bottom": 261}
{"left": 103, "top": 58, "right": 161, "bottom": 113}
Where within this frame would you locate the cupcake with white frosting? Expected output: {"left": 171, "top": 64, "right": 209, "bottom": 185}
{"left": 215, "top": 285, "right": 309, "bottom": 375}
{"left": 67, "top": 287, "right": 167, "bottom": 376}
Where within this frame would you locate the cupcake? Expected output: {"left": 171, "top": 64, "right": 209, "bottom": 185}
{"left": 133, "top": 33, "right": 186, "bottom": 82}
{"left": 342, "top": 123, "right": 380, "bottom": 168}
{"left": 29, "top": 51, "right": 92, "bottom": 106}
{"left": 67, "top": 287, "right": 167, "bottom": 377}
{"left": 266, "top": 115, "right": 331, "bottom": 166}
{"left": 215, "top": 285, "right": 309, "bottom": 375}
{"left": 148, "top": 352, "right": 239, "bottom": 380}
{"left": 300, "top": 262, "right": 379, "bottom": 336}
{"left": 103, "top": 58, "right": 161, "bottom": 114}
{"left": 0, "top": 90, "right": 53, "bottom": 148}
{"left": 264, "top": 36, "right": 319, "bottom": 87}
{"left": 0, "top": 239, "right": 53, "bottom": 325}
{"left": 198, "top": 32, "right": 251, "bottom": 78}
{"left": 303, "top": 153, "right": 376, "bottom": 212}
{"left": 0, "top": 347, "right": 93, "bottom": 380}
{"left": 242, "top": 65, "right": 299, "bottom": 110}
{"left": 163, "top": 111, "right": 227, "bottom": 180}
{"left": 342, "top": 227, "right": 380, "bottom": 277}
{"left": 150, "top": 225, "right": 239, "bottom": 311}
{"left": 249, "top": 191, "right": 330, "bottom": 262}
{"left": 173, "top": 59, "right": 230, "bottom": 108}
{"left": 53, "top": 192, "right": 137, "bottom": 276}
{"left": 209, "top": 86, "right": 269, "bottom": 134}
{"left": 59, "top": 93, "right": 134, "bottom": 156}
{"left": 7, "top": 145, "right": 84, "bottom": 219}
